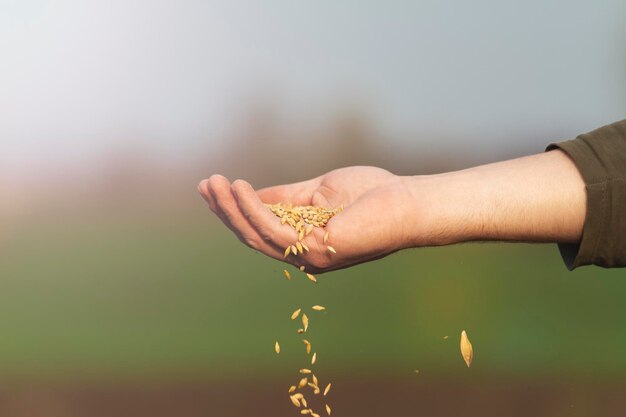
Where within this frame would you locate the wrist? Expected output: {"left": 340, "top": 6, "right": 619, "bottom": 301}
{"left": 400, "top": 172, "right": 479, "bottom": 247}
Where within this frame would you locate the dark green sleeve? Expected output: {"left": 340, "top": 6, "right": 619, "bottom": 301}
{"left": 546, "top": 119, "right": 626, "bottom": 270}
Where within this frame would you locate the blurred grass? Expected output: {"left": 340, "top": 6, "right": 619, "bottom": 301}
{"left": 0, "top": 210, "right": 625, "bottom": 380}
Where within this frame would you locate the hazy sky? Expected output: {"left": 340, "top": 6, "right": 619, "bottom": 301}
{"left": 1, "top": 0, "right": 625, "bottom": 176}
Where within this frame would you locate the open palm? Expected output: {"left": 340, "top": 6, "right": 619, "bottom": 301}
{"left": 198, "top": 166, "right": 416, "bottom": 273}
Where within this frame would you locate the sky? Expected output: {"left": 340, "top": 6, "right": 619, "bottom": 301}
{"left": 1, "top": 0, "right": 625, "bottom": 178}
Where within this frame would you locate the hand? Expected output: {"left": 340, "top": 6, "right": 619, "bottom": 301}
{"left": 198, "top": 167, "right": 418, "bottom": 273}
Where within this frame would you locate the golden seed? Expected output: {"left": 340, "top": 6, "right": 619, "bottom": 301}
{"left": 290, "top": 395, "right": 301, "bottom": 407}
{"left": 275, "top": 341, "right": 280, "bottom": 354}
{"left": 323, "top": 383, "right": 331, "bottom": 396}
{"left": 298, "top": 378, "right": 308, "bottom": 388}
{"left": 302, "top": 313, "right": 309, "bottom": 332}
{"left": 443, "top": 335, "right": 449, "bottom": 339}
{"left": 302, "top": 339, "right": 311, "bottom": 354}
{"left": 300, "top": 368, "right": 312, "bottom": 374}
{"left": 299, "top": 265, "right": 305, "bottom": 271}
{"left": 293, "top": 393, "right": 304, "bottom": 400}
{"left": 327, "top": 246, "right": 336, "bottom": 254}
{"left": 326, "top": 404, "right": 331, "bottom": 415}
{"left": 312, "top": 374, "right": 318, "bottom": 386}
{"left": 291, "top": 308, "right": 302, "bottom": 320}
{"left": 460, "top": 330, "right": 473, "bottom": 368}
{"left": 301, "top": 409, "right": 310, "bottom": 415}
{"left": 297, "top": 328, "right": 304, "bottom": 334}
{"left": 312, "top": 305, "right": 325, "bottom": 311}
{"left": 284, "top": 247, "right": 291, "bottom": 258}
{"left": 296, "top": 241, "right": 303, "bottom": 254}
{"left": 311, "top": 352, "right": 317, "bottom": 365}
{"left": 312, "top": 412, "right": 320, "bottom": 417}
{"left": 306, "top": 273, "right": 317, "bottom": 283}
{"left": 301, "top": 241, "right": 310, "bottom": 252}
{"left": 289, "top": 385, "right": 296, "bottom": 393}
{"left": 305, "top": 224, "right": 314, "bottom": 235}
{"left": 323, "top": 231, "right": 329, "bottom": 243}
{"left": 283, "top": 270, "right": 291, "bottom": 280}
{"left": 301, "top": 397, "right": 308, "bottom": 407}
{"left": 291, "top": 245, "right": 298, "bottom": 255}
{"left": 299, "top": 229, "right": 305, "bottom": 241}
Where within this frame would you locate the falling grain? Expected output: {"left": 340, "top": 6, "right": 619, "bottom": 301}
{"left": 289, "top": 385, "right": 296, "bottom": 393}
{"left": 302, "top": 314, "right": 309, "bottom": 332}
{"left": 312, "top": 305, "right": 326, "bottom": 311}
{"left": 323, "top": 383, "right": 331, "bottom": 396}
{"left": 299, "top": 265, "right": 306, "bottom": 271}
{"left": 311, "top": 352, "right": 317, "bottom": 365}
{"left": 297, "top": 328, "right": 304, "bottom": 334}
{"left": 284, "top": 247, "right": 291, "bottom": 258}
{"left": 296, "top": 241, "right": 303, "bottom": 254}
{"left": 299, "top": 368, "right": 312, "bottom": 374}
{"left": 283, "top": 270, "right": 292, "bottom": 281}
{"left": 302, "top": 339, "right": 311, "bottom": 354}
{"left": 326, "top": 404, "right": 331, "bottom": 415}
{"left": 291, "top": 245, "right": 298, "bottom": 255}
{"left": 275, "top": 341, "right": 280, "bottom": 354}
{"left": 460, "top": 330, "right": 473, "bottom": 368}
{"left": 323, "top": 231, "right": 329, "bottom": 244}
{"left": 298, "top": 378, "right": 308, "bottom": 389}
{"left": 306, "top": 273, "right": 317, "bottom": 283}
{"left": 290, "top": 395, "right": 301, "bottom": 407}
{"left": 327, "top": 246, "right": 336, "bottom": 254}
{"left": 291, "top": 308, "right": 302, "bottom": 320}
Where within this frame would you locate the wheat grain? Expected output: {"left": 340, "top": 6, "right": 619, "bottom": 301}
{"left": 306, "top": 273, "right": 317, "bottom": 283}
{"left": 291, "top": 308, "right": 302, "bottom": 320}
{"left": 327, "top": 246, "right": 336, "bottom": 254}
{"left": 460, "top": 330, "right": 473, "bottom": 368}
{"left": 323, "top": 383, "right": 331, "bottom": 396}
{"left": 289, "top": 385, "right": 296, "bottom": 393}
{"left": 311, "top": 352, "right": 317, "bottom": 365}
{"left": 299, "top": 369, "right": 312, "bottom": 374}
{"left": 283, "top": 270, "right": 292, "bottom": 280}
{"left": 275, "top": 341, "right": 280, "bottom": 354}
{"left": 302, "top": 314, "right": 309, "bottom": 332}
{"left": 312, "top": 305, "right": 325, "bottom": 311}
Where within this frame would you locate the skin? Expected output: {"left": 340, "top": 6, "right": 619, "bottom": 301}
{"left": 198, "top": 150, "right": 586, "bottom": 274}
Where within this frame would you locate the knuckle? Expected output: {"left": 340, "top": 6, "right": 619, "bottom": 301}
{"left": 242, "top": 236, "right": 259, "bottom": 249}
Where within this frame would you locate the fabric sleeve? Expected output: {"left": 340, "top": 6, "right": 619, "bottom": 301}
{"left": 546, "top": 119, "right": 626, "bottom": 269}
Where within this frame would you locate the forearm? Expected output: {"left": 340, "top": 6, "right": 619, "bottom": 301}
{"left": 404, "top": 150, "right": 586, "bottom": 246}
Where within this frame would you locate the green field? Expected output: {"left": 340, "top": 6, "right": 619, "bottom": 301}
{"left": 1, "top": 210, "right": 624, "bottom": 381}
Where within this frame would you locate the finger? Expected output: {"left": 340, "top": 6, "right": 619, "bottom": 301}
{"left": 256, "top": 177, "right": 321, "bottom": 205}
{"left": 207, "top": 175, "right": 284, "bottom": 258}
{"left": 231, "top": 179, "right": 300, "bottom": 251}
{"left": 198, "top": 179, "right": 218, "bottom": 212}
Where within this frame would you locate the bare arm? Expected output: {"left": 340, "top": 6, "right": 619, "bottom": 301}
{"left": 405, "top": 149, "right": 586, "bottom": 247}
{"left": 198, "top": 150, "right": 586, "bottom": 273}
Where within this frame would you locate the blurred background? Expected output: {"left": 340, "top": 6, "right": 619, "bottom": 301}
{"left": 1, "top": 0, "right": 626, "bottom": 416}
